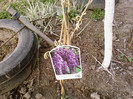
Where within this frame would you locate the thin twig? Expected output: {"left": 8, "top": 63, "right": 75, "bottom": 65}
{"left": 112, "top": 59, "right": 124, "bottom": 65}
{"left": 92, "top": 55, "right": 103, "bottom": 66}
{"left": 92, "top": 55, "right": 113, "bottom": 75}
{"left": 60, "top": 80, "right": 65, "bottom": 99}
{"left": 128, "top": 29, "right": 133, "bottom": 48}
{"left": 43, "top": 17, "right": 53, "bottom": 32}
{"left": 59, "top": 20, "right": 64, "bottom": 45}
{"left": 0, "top": 26, "right": 25, "bottom": 49}
{"left": 70, "top": 0, "right": 93, "bottom": 41}
{"left": 30, "top": 17, "right": 46, "bottom": 22}
{"left": 61, "top": 0, "right": 67, "bottom": 45}
{"left": 66, "top": 0, "right": 70, "bottom": 45}
{"left": 76, "top": 20, "right": 91, "bottom": 36}
{"left": 37, "top": 51, "right": 40, "bottom": 85}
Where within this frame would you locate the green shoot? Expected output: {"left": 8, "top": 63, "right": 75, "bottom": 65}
{"left": 129, "top": 57, "right": 133, "bottom": 62}
{"left": 40, "top": 0, "right": 54, "bottom": 3}
{"left": 36, "top": 57, "right": 40, "bottom": 62}
{"left": 89, "top": 9, "right": 104, "bottom": 20}
{"left": 58, "top": 8, "right": 77, "bottom": 22}
{"left": 0, "top": 0, "right": 4, "bottom": 3}
{"left": 118, "top": 53, "right": 125, "bottom": 61}
{"left": 61, "top": 94, "right": 70, "bottom": 99}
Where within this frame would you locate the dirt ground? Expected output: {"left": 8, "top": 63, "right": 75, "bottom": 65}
{"left": 0, "top": 29, "right": 18, "bottom": 61}
{"left": 0, "top": 0, "right": 133, "bottom": 99}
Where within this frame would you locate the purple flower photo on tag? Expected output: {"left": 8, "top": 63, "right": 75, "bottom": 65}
{"left": 49, "top": 45, "right": 82, "bottom": 80}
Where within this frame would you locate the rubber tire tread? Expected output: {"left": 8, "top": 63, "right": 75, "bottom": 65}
{"left": 0, "top": 19, "right": 38, "bottom": 94}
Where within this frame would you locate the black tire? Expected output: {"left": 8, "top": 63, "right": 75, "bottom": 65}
{"left": 0, "top": 19, "right": 38, "bottom": 94}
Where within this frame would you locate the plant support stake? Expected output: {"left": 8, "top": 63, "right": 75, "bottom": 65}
{"left": 102, "top": 0, "right": 115, "bottom": 70}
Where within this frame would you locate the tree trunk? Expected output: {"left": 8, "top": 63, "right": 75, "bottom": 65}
{"left": 102, "top": 0, "right": 115, "bottom": 69}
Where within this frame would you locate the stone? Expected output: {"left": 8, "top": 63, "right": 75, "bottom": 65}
{"left": 35, "top": 93, "right": 43, "bottom": 99}
{"left": 91, "top": 65, "right": 96, "bottom": 70}
{"left": 100, "top": 49, "right": 104, "bottom": 56}
{"left": 23, "top": 92, "right": 31, "bottom": 99}
{"left": 128, "top": 66, "right": 133, "bottom": 70}
{"left": 19, "top": 87, "right": 26, "bottom": 94}
{"left": 90, "top": 92, "right": 100, "bottom": 99}
{"left": 113, "top": 35, "right": 117, "bottom": 41}
{"left": 40, "top": 96, "right": 46, "bottom": 99}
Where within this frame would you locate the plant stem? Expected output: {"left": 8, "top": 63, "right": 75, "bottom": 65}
{"left": 60, "top": 80, "right": 65, "bottom": 99}
{"left": 70, "top": 0, "right": 93, "bottom": 41}
{"left": 60, "top": 0, "right": 70, "bottom": 98}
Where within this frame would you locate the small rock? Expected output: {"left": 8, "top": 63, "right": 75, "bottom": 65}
{"left": 91, "top": 65, "right": 96, "bottom": 70}
{"left": 23, "top": 92, "right": 31, "bottom": 99}
{"left": 128, "top": 66, "right": 133, "bottom": 70}
{"left": 91, "top": 92, "right": 100, "bottom": 99}
{"left": 27, "top": 79, "right": 34, "bottom": 88}
{"left": 7, "top": 91, "right": 11, "bottom": 95}
{"left": 112, "top": 63, "right": 116, "bottom": 66}
{"left": 40, "top": 96, "right": 46, "bottom": 99}
{"left": 81, "top": 86, "right": 84, "bottom": 91}
{"left": 9, "top": 95, "right": 13, "bottom": 99}
{"left": 0, "top": 95, "right": 3, "bottom": 99}
{"left": 131, "top": 92, "right": 133, "bottom": 96}
{"left": 85, "top": 87, "right": 88, "bottom": 90}
{"left": 19, "top": 87, "right": 26, "bottom": 94}
{"left": 117, "top": 97, "right": 122, "bottom": 99}
{"left": 28, "top": 87, "right": 34, "bottom": 92}
{"left": 113, "top": 35, "right": 117, "bottom": 41}
{"left": 35, "top": 93, "right": 43, "bottom": 99}
{"left": 29, "top": 79, "right": 34, "bottom": 87}
{"left": 100, "top": 49, "right": 104, "bottom": 56}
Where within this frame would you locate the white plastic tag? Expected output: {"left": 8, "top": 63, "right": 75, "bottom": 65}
{"left": 49, "top": 45, "right": 82, "bottom": 80}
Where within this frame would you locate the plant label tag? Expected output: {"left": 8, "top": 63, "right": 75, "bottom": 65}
{"left": 49, "top": 45, "right": 82, "bottom": 80}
